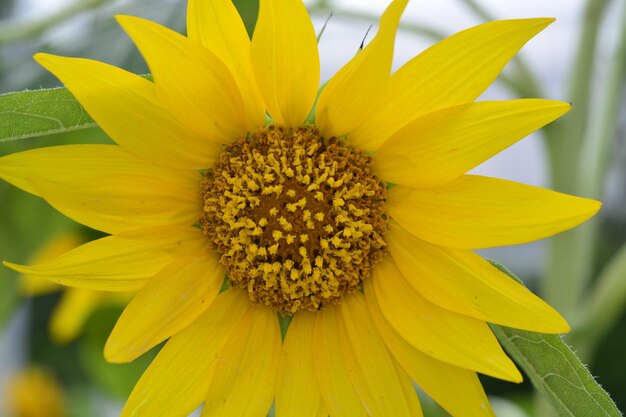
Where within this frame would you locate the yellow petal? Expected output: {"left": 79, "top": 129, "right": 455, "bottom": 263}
{"left": 315, "top": 0, "right": 407, "bottom": 137}
{"left": 276, "top": 311, "right": 326, "bottom": 417}
{"left": 0, "top": 144, "right": 201, "bottom": 234}
{"left": 393, "top": 362, "right": 424, "bottom": 417}
{"left": 313, "top": 305, "right": 367, "bottom": 417}
{"left": 251, "top": 0, "right": 319, "bottom": 127}
{"left": 366, "top": 281, "right": 495, "bottom": 417}
{"left": 19, "top": 233, "right": 84, "bottom": 296}
{"left": 34, "top": 54, "right": 221, "bottom": 170}
{"left": 371, "top": 258, "right": 522, "bottom": 382}
{"left": 4, "top": 226, "right": 207, "bottom": 291}
{"left": 388, "top": 175, "right": 602, "bottom": 249}
{"left": 350, "top": 18, "right": 555, "bottom": 150}
{"left": 388, "top": 221, "right": 569, "bottom": 333}
{"left": 50, "top": 288, "right": 103, "bottom": 344}
{"left": 374, "top": 100, "right": 570, "bottom": 188}
{"left": 105, "top": 252, "right": 224, "bottom": 363}
{"left": 187, "top": 0, "right": 265, "bottom": 129}
{"left": 202, "top": 305, "right": 281, "bottom": 417}
{"left": 338, "top": 293, "right": 418, "bottom": 417}
{"left": 117, "top": 15, "right": 247, "bottom": 143}
{"left": 121, "top": 290, "right": 249, "bottom": 417}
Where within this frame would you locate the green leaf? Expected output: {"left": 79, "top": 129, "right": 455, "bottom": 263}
{"left": 569, "top": 242, "right": 626, "bottom": 360}
{"left": 489, "top": 261, "right": 623, "bottom": 417}
{"left": 0, "top": 87, "right": 96, "bottom": 143}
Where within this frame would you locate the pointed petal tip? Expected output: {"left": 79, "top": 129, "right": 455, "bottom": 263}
{"left": 3, "top": 261, "right": 27, "bottom": 274}
{"left": 508, "top": 367, "right": 524, "bottom": 384}
{"left": 578, "top": 197, "right": 602, "bottom": 221}
{"left": 32, "top": 52, "right": 64, "bottom": 70}
{"left": 513, "top": 305, "right": 571, "bottom": 335}
{"left": 533, "top": 319, "right": 571, "bottom": 335}
{"left": 114, "top": 13, "right": 136, "bottom": 25}
{"left": 540, "top": 17, "right": 556, "bottom": 25}
{"left": 591, "top": 198, "right": 603, "bottom": 212}
{"left": 551, "top": 99, "right": 573, "bottom": 114}
{"left": 508, "top": 17, "right": 554, "bottom": 30}
{"left": 115, "top": 14, "right": 148, "bottom": 34}
{"left": 490, "top": 355, "right": 523, "bottom": 384}
{"left": 103, "top": 307, "right": 161, "bottom": 364}
{"left": 103, "top": 338, "right": 133, "bottom": 364}
{"left": 531, "top": 16, "right": 555, "bottom": 25}
{"left": 557, "top": 318, "right": 572, "bottom": 334}
{"left": 524, "top": 294, "right": 572, "bottom": 334}
{"left": 32, "top": 52, "right": 48, "bottom": 64}
{"left": 391, "top": 0, "right": 409, "bottom": 11}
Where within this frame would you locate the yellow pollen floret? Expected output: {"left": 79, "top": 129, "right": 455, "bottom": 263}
{"left": 199, "top": 125, "right": 388, "bottom": 314}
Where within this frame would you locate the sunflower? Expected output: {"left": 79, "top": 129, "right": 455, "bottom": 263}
{"left": 0, "top": 0, "right": 600, "bottom": 416}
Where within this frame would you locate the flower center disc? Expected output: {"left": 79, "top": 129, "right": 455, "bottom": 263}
{"left": 200, "top": 125, "right": 388, "bottom": 314}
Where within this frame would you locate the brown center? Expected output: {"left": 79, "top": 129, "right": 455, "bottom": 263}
{"left": 200, "top": 125, "right": 388, "bottom": 314}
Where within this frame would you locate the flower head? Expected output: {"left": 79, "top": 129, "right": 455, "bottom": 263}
{"left": 0, "top": 1, "right": 600, "bottom": 416}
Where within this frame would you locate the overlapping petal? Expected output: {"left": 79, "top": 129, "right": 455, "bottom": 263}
{"left": 33, "top": 54, "right": 222, "bottom": 170}
{"left": 201, "top": 304, "right": 281, "bottom": 417}
{"left": 121, "top": 290, "right": 249, "bottom": 417}
{"left": 276, "top": 312, "right": 326, "bottom": 417}
{"left": 388, "top": 175, "right": 602, "bottom": 249}
{"left": 251, "top": 0, "right": 319, "bottom": 127}
{"left": 393, "top": 363, "right": 424, "bottom": 417}
{"left": 0, "top": 145, "right": 201, "bottom": 234}
{"left": 4, "top": 226, "right": 207, "bottom": 291}
{"left": 187, "top": 0, "right": 265, "bottom": 129}
{"left": 349, "top": 18, "right": 555, "bottom": 150}
{"left": 313, "top": 305, "right": 368, "bottom": 417}
{"left": 366, "top": 282, "right": 495, "bottom": 417}
{"left": 338, "top": 294, "right": 422, "bottom": 417}
{"left": 105, "top": 252, "right": 224, "bottom": 363}
{"left": 315, "top": 0, "right": 407, "bottom": 137}
{"left": 117, "top": 15, "right": 247, "bottom": 143}
{"left": 371, "top": 257, "right": 522, "bottom": 382}
{"left": 374, "top": 100, "right": 570, "bottom": 188}
{"left": 387, "top": 220, "right": 569, "bottom": 332}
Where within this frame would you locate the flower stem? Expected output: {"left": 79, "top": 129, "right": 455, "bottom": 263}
{"left": 543, "top": 0, "right": 609, "bottom": 318}
{"left": 569, "top": 243, "right": 626, "bottom": 361}
{"left": 543, "top": 0, "right": 609, "bottom": 194}
{"left": 568, "top": 0, "right": 626, "bottom": 307}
